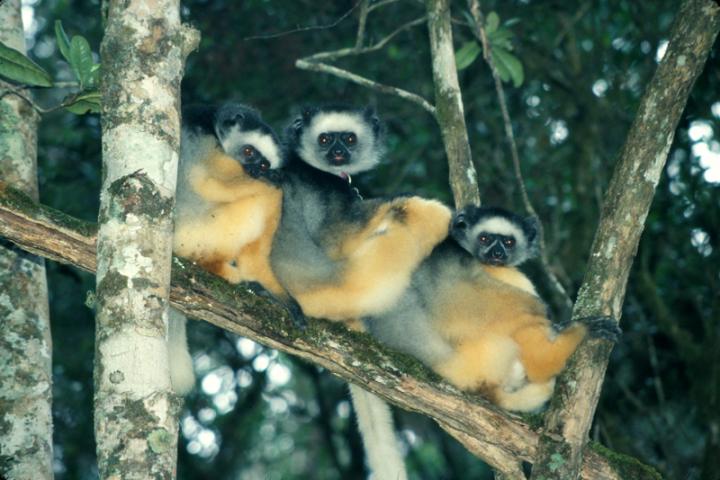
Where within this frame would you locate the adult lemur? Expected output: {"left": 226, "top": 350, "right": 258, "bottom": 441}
{"left": 365, "top": 205, "right": 621, "bottom": 412}
{"left": 249, "top": 104, "right": 453, "bottom": 480}
{"left": 169, "top": 103, "right": 292, "bottom": 395}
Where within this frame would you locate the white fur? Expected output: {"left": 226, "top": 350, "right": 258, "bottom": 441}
{"left": 168, "top": 309, "right": 195, "bottom": 396}
{"left": 220, "top": 128, "right": 282, "bottom": 168}
{"left": 496, "top": 379, "right": 556, "bottom": 412}
{"left": 349, "top": 384, "right": 407, "bottom": 480}
{"left": 298, "top": 112, "right": 381, "bottom": 175}
{"left": 472, "top": 217, "right": 523, "bottom": 239}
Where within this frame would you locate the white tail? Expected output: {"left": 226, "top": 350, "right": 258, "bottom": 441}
{"left": 168, "top": 309, "right": 195, "bottom": 396}
{"left": 349, "top": 384, "right": 408, "bottom": 480}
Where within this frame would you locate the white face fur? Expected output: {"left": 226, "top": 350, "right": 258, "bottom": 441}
{"left": 297, "top": 111, "right": 383, "bottom": 176}
{"left": 217, "top": 126, "right": 283, "bottom": 169}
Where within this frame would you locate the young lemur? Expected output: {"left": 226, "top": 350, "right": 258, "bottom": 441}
{"left": 256, "top": 104, "right": 452, "bottom": 323}
{"left": 365, "top": 205, "right": 621, "bottom": 412}
{"left": 169, "top": 103, "right": 294, "bottom": 395}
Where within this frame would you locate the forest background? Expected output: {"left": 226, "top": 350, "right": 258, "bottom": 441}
{"left": 5, "top": 0, "right": 720, "bottom": 478}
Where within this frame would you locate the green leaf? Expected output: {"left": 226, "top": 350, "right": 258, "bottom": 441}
{"left": 486, "top": 11, "right": 500, "bottom": 35}
{"left": 492, "top": 47, "right": 524, "bottom": 87}
{"left": 55, "top": 20, "right": 72, "bottom": 63}
{"left": 488, "top": 28, "right": 514, "bottom": 50}
{"left": 64, "top": 90, "right": 101, "bottom": 114}
{"left": 0, "top": 40, "right": 52, "bottom": 87}
{"left": 455, "top": 41, "right": 481, "bottom": 71}
{"left": 69, "top": 36, "right": 95, "bottom": 88}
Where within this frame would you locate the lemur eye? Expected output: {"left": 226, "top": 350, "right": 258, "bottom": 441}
{"left": 345, "top": 133, "right": 357, "bottom": 145}
{"left": 243, "top": 146, "right": 255, "bottom": 157}
{"left": 503, "top": 238, "right": 516, "bottom": 248}
{"left": 478, "top": 235, "right": 489, "bottom": 244}
{"left": 318, "top": 134, "right": 331, "bottom": 146}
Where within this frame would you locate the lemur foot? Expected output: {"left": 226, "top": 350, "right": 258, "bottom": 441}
{"left": 244, "top": 282, "right": 307, "bottom": 330}
{"left": 579, "top": 315, "right": 622, "bottom": 342}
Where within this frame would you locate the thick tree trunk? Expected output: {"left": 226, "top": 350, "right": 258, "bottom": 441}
{"left": 0, "top": 1, "right": 54, "bottom": 478}
{"left": 425, "top": 0, "right": 480, "bottom": 208}
{"left": 531, "top": 1, "right": 720, "bottom": 479}
{"left": 94, "top": 1, "right": 198, "bottom": 478}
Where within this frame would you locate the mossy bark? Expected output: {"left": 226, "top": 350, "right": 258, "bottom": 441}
{"left": 0, "top": 1, "right": 53, "bottom": 479}
{"left": 94, "top": 1, "right": 199, "bottom": 478}
{"left": 531, "top": 1, "right": 720, "bottom": 479}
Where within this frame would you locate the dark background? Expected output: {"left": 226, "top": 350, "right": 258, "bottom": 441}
{"left": 22, "top": 0, "right": 720, "bottom": 478}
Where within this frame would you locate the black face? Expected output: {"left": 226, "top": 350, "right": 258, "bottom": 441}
{"left": 239, "top": 144, "right": 271, "bottom": 178}
{"left": 317, "top": 131, "right": 358, "bottom": 166}
{"left": 476, "top": 232, "right": 516, "bottom": 265}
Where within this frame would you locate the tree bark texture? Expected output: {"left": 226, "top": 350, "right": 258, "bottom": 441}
{"left": 0, "top": 1, "right": 54, "bottom": 479}
{"left": 0, "top": 188, "right": 662, "bottom": 480}
{"left": 425, "top": 0, "right": 480, "bottom": 208}
{"left": 95, "top": 2, "right": 198, "bottom": 478}
{"left": 531, "top": 1, "right": 720, "bottom": 479}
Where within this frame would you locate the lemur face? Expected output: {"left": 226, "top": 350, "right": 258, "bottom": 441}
{"left": 294, "top": 105, "right": 384, "bottom": 177}
{"left": 451, "top": 205, "right": 539, "bottom": 267}
{"left": 214, "top": 103, "right": 283, "bottom": 177}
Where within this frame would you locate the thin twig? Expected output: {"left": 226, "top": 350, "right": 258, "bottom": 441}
{"left": 355, "top": 0, "right": 370, "bottom": 48}
{"left": 305, "top": 16, "right": 427, "bottom": 62}
{"left": 244, "top": 1, "right": 363, "bottom": 41}
{"left": 467, "top": 0, "right": 573, "bottom": 315}
{"left": 296, "top": 59, "right": 436, "bottom": 115}
{"left": 367, "top": 0, "right": 403, "bottom": 14}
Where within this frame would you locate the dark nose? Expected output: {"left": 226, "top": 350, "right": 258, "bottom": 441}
{"left": 333, "top": 148, "right": 344, "bottom": 156}
{"left": 490, "top": 245, "right": 505, "bottom": 259}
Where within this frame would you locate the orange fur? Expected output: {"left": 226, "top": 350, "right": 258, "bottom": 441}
{"left": 430, "top": 269, "right": 585, "bottom": 411}
{"left": 294, "top": 197, "right": 451, "bottom": 320}
{"left": 174, "top": 149, "right": 284, "bottom": 293}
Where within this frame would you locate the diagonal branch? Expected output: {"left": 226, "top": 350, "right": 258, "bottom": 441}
{"left": 0, "top": 183, "right": 659, "bottom": 479}
{"left": 531, "top": 1, "right": 720, "bottom": 478}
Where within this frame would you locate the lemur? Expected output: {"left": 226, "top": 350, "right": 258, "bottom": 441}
{"left": 255, "top": 104, "right": 452, "bottom": 323}
{"left": 365, "top": 206, "right": 621, "bottom": 412}
{"left": 169, "top": 103, "right": 294, "bottom": 395}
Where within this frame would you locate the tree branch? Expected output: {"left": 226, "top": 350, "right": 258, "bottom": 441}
{"left": 0, "top": 184, "right": 661, "bottom": 479}
{"left": 425, "top": 0, "right": 479, "bottom": 208}
{"left": 531, "top": 1, "right": 720, "bottom": 478}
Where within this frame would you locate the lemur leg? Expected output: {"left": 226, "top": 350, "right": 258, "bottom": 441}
{"left": 511, "top": 321, "right": 587, "bottom": 384}
{"left": 493, "top": 380, "right": 556, "bottom": 412}
{"left": 297, "top": 198, "right": 451, "bottom": 320}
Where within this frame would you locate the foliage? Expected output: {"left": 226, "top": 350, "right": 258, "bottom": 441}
{"left": 14, "top": 0, "right": 720, "bottom": 479}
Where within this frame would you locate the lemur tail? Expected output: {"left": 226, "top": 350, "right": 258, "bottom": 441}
{"left": 168, "top": 308, "right": 195, "bottom": 396}
{"left": 349, "top": 384, "right": 408, "bottom": 480}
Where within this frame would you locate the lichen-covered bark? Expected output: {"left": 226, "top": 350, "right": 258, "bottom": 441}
{"left": 0, "top": 1, "right": 54, "bottom": 479}
{"left": 425, "top": 0, "right": 480, "bottom": 208}
{"left": 0, "top": 187, "right": 662, "bottom": 480}
{"left": 95, "top": 1, "right": 198, "bottom": 478}
{"left": 531, "top": 1, "right": 720, "bottom": 479}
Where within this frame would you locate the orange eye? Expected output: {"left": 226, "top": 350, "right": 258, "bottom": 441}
{"left": 503, "top": 238, "right": 516, "bottom": 247}
{"left": 243, "top": 146, "right": 255, "bottom": 157}
{"left": 478, "top": 235, "right": 489, "bottom": 244}
{"left": 318, "top": 134, "right": 330, "bottom": 145}
{"left": 345, "top": 133, "right": 356, "bottom": 145}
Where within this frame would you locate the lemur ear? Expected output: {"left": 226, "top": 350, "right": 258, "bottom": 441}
{"left": 523, "top": 216, "right": 540, "bottom": 243}
{"left": 300, "top": 106, "right": 318, "bottom": 123}
{"left": 363, "top": 106, "right": 381, "bottom": 134}
{"left": 452, "top": 211, "right": 468, "bottom": 230}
